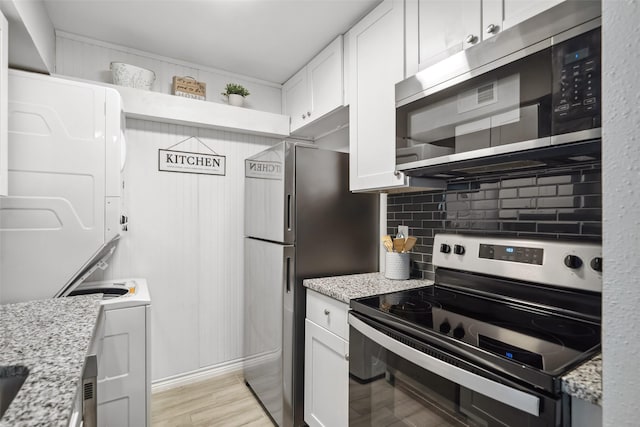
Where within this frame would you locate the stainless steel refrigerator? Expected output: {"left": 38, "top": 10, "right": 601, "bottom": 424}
{"left": 243, "top": 141, "right": 379, "bottom": 427}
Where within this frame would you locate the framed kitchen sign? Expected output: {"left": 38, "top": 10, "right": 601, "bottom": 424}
{"left": 159, "top": 137, "right": 226, "bottom": 176}
{"left": 172, "top": 76, "right": 206, "bottom": 100}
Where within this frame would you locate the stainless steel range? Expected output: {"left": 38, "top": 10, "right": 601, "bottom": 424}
{"left": 349, "top": 233, "right": 601, "bottom": 426}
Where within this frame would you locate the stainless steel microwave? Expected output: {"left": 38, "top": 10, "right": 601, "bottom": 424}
{"left": 395, "top": 1, "right": 602, "bottom": 179}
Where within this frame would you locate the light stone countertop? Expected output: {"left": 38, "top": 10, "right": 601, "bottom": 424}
{"left": 0, "top": 295, "right": 103, "bottom": 426}
{"left": 562, "top": 354, "right": 602, "bottom": 406}
{"left": 303, "top": 271, "right": 602, "bottom": 407}
{"left": 303, "top": 272, "right": 432, "bottom": 303}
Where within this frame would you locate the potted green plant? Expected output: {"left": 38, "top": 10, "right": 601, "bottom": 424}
{"left": 221, "top": 83, "right": 250, "bottom": 107}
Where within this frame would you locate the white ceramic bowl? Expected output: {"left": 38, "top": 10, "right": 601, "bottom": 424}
{"left": 110, "top": 62, "right": 156, "bottom": 90}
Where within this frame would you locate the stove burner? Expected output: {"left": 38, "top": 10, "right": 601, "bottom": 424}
{"left": 418, "top": 287, "right": 456, "bottom": 302}
{"left": 388, "top": 300, "right": 434, "bottom": 323}
{"left": 531, "top": 318, "right": 598, "bottom": 337}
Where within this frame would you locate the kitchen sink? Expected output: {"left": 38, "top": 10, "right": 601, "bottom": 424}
{"left": 0, "top": 366, "right": 29, "bottom": 419}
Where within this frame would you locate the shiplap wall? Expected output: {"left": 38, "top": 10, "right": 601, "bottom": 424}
{"left": 99, "top": 119, "right": 278, "bottom": 381}
{"left": 55, "top": 32, "right": 283, "bottom": 114}
{"left": 54, "top": 34, "right": 286, "bottom": 381}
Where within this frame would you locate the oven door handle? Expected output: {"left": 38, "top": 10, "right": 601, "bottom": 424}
{"left": 349, "top": 314, "right": 540, "bottom": 417}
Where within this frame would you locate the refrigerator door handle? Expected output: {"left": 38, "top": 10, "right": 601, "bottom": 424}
{"left": 285, "top": 255, "right": 292, "bottom": 293}
{"left": 287, "top": 194, "right": 292, "bottom": 232}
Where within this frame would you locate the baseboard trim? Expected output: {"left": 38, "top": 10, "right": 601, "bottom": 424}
{"left": 151, "top": 352, "right": 275, "bottom": 394}
{"left": 151, "top": 358, "right": 244, "bottom": 393}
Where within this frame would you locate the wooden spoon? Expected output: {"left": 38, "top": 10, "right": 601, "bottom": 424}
{"left": 402, "top": 236, "right": 417, "bottom": 253}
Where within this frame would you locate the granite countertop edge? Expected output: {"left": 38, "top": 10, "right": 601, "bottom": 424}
{"left": 0, "top": 294, "right": 103, "bottom": 427}
{"left": 561, "top": 354, "right": 602, "bottom": 406}
{"left": 304, "top": 272, "right": 602, "bottom": 407}
{"left": 303, "top": 272, "right": 432, "bottom": 303}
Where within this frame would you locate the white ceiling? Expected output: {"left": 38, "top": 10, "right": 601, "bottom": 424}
{"left": 43, "top": 0, "right": 382, "bottom": 84}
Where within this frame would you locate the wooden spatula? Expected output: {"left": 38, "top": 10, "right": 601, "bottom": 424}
{"left": 403, "top": 236, "right": 417, "bottom": 253}
{"left": 393, "top": 238, "right": 405, "bottom": 253}
{"left": 381, "top": 235, "right": 394, "bottom": 252}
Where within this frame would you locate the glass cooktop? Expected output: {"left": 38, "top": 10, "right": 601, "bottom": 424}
{"left": 351, "top": 285, "right": 601, "bottom": 374}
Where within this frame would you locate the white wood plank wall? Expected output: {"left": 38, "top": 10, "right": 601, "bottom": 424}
{"left": 100, "top": 118, "right": 278, "bottom": 381}
{"left": 55, "top": 32, "right": 283, "bottom": 114}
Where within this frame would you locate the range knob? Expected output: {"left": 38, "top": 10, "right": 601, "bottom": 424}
{"left": 564, "top": 255, "right": 583, "bottom": 269}
{"left": 453, "top": 326, "right": 465, "bottom": 339}
{"left": 590, "top": 257, "right": 603, "bottom": 272}
{"left": 440, "top": 243, "right": 451, "bottom": 254}
{"left": 439, "top": 322, "right": 451, "bottom": 334}
{"left": 453, "top": 245, "right": 465, "bottom": 255}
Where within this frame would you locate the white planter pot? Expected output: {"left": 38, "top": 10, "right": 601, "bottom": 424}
{"left": 228, "top": 94, "right": 244, "bottom": 107}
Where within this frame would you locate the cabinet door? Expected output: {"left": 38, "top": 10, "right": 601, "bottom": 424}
{"left": 0, "top": 9, "right": 7, "bottom": 196}
{"left": 571, "top": 397, "right": 602, "bottom": 427}
{"left": 282, "top": 67, "right": 308, "bottom": 132}
{"left": 304, "top": 319, "right": 349, "bottom": 427}
{"left": 483, "top": 0, "right": 566, "bottom": 39}
{"left": 502, "top": 0, "right": 565, "bottom": 31}
{"left": 348, "top": 0, "right": 406, "bottom": 191}
{"left": 308, "top": 36, "right": 344, "bottom": 123}
{"left": 98, "top": 306, "right": 148, "bottom": 427}
{"left": 406, "top": 0, "right": 482, "bottom": 76}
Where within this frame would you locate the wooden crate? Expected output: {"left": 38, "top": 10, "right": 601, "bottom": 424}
{"left": 172, "top": 76, "right": 206, "bottom": 100}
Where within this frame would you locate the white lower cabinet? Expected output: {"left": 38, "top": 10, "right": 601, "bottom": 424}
{"left": 305, "top": 290, "right": 349, "bottom": 427}
{"left": 571, "top": 397, "right": 602, "bottom": 427}
{"left": 98, "top": 305, "right": 150, "bottom": 427}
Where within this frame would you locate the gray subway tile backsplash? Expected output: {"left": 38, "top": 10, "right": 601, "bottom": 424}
{"left": 387, "top": 164, "right": 602, "bottom": 280}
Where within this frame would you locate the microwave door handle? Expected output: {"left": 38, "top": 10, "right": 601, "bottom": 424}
{"left": 348, "top": 314, "right": 540, "bottom": 417}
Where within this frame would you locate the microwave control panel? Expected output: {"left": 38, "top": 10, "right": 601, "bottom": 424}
{"left": 552, "top": 27, "right": 601, "bottom": 134}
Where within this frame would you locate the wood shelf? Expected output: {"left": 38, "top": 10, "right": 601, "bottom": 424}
{"left": 52, "top": 75, "right": 291, "bottom": 138}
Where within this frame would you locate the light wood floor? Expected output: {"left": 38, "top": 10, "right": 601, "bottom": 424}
{"left": 151, "top": 371, "right": 275, "bottom": 427}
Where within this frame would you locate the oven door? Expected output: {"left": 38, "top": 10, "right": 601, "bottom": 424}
{"left": 348, "top": 313, "right": 561, "bottom": 427}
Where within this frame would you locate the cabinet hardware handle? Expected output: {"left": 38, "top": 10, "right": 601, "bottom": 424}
{"left": 345, "top": 353, "right": 349, "bottom": 361}
{"left": 324, "top": 309, "right": 330, "bottom": 315}
{"left": 464, "top": 34, "right": 477, "bottom": 44}
{"left": 486, "top": 24, "right": 498, "bottom": 34}
{"left": 302, "top": 114, "right": 306, "bottom": 119}
{"left": 307, "top": 111, "right": 311, "bottom": 116}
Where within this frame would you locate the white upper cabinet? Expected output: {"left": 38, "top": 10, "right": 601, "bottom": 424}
{"left": 407, "top": 0, "right": 567, "bottom": 76}
{"left": 282, "top": 67, "right": 308, "bottom": 132}
{"left": 307, "top": 38, "right": 344, "bottom": 124}
{"left": 0, "top": 9, "right": 7, "bottom": 196}
{"left": 406, "top": 0, "right": 481, "bottom": 76}
{"left": 496, "top": 0, "right": 565, "bottom": 30}
{"left": 283, "top": 36, "right": 344, "bottom": 133}
{"left": 348, "top": 0, "right": 406, "bottom": 192}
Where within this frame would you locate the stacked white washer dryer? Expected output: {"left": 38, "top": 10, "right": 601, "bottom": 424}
{"left": 0, "top": 70, "right": 151, "bottom": 426}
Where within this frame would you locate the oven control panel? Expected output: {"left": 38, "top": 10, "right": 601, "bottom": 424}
{"left": 478, "top": 244, "right": 543, "bottom": 265}
{"left": 433, "top": 234, "right": 602, "bottom": 293}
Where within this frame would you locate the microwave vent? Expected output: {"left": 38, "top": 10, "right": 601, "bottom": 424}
{"left": 457, "top": 80, "right": 498, "bottom": 113}
{"left": 477, "top": 83, "right": 495, "bottom": 104}
{"left": 452, "top": 160, "right": 545, "bottom": 174}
